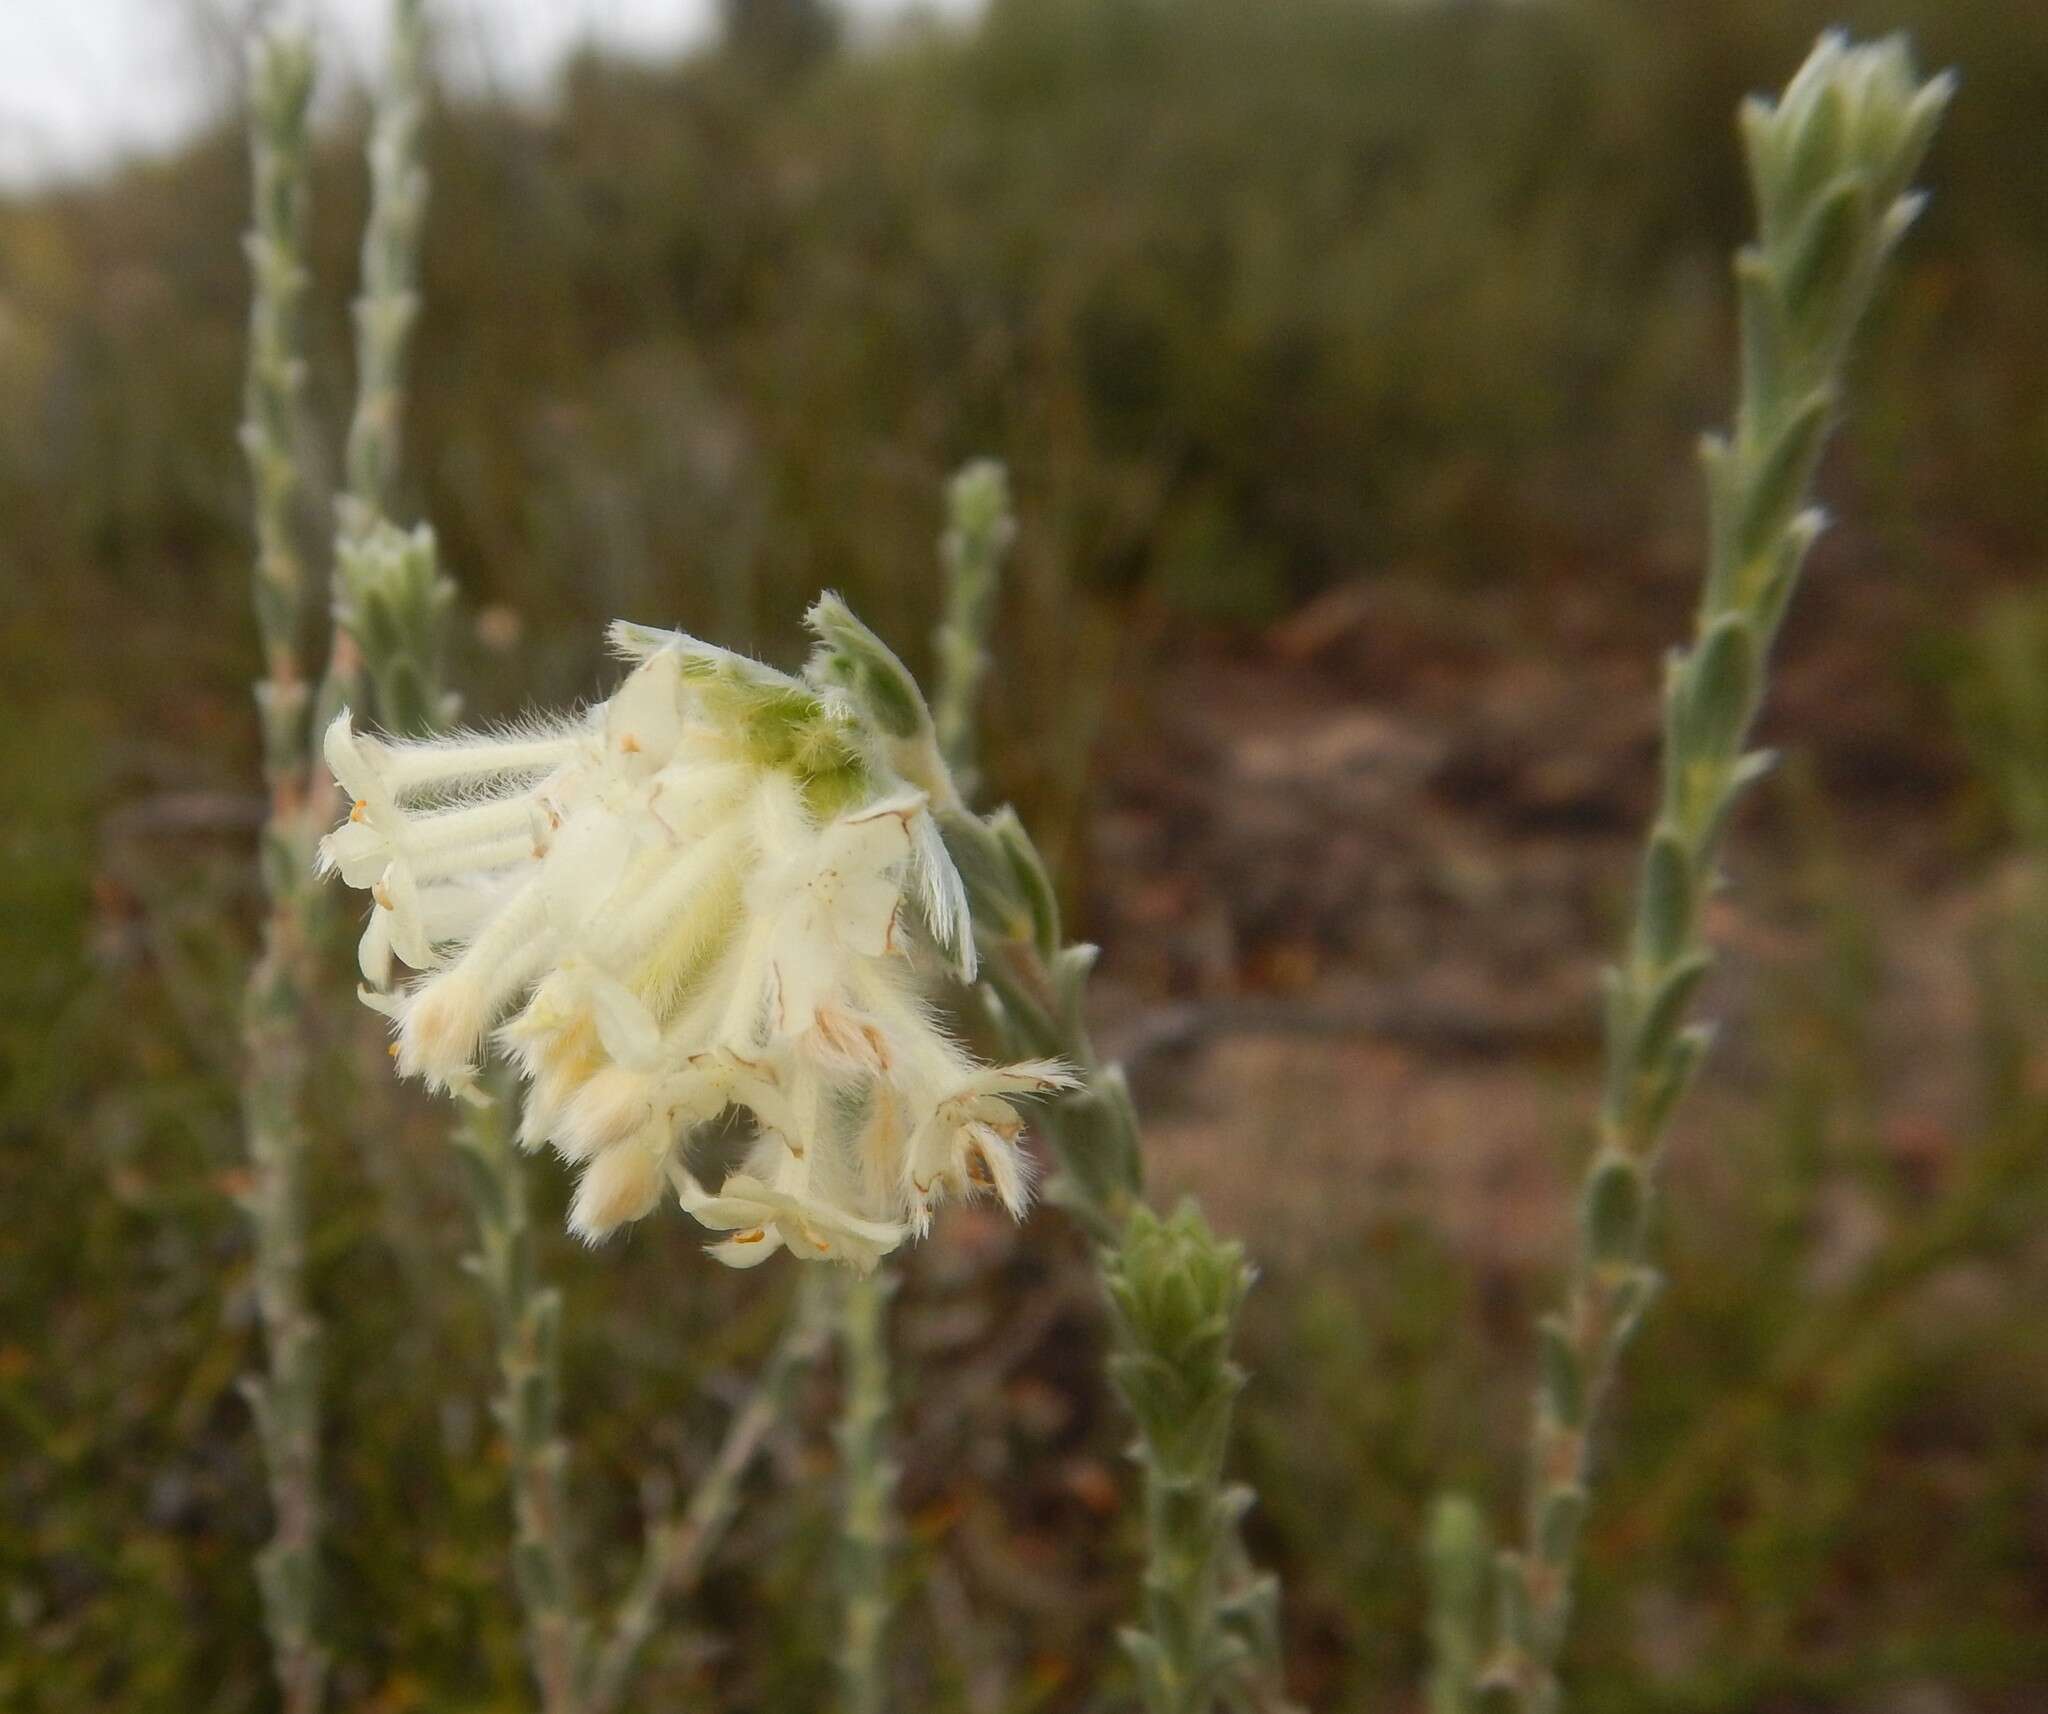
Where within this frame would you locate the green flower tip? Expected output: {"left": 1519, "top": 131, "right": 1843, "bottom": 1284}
{"left": 945, "top": 459, "right": 1016, "bottom": 551}
{"left": 249, "top": 32, "right": 317, "bottom": 126}
{"left": 1744, "top": 32, "right": 1954, "bottom": 245}
{"left": 338, "top": 517, "right": 449, "bottom": 616}
{"left": 803, "top": 592, "right": 932, "bottom": 743}
{"left": 1109, "top": 1200, "right": 1255, "bottom": 1364}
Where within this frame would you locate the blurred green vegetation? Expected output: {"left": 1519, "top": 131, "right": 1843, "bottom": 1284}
{"left": 4, "top": 0, "right": 2048, "bottom": 1709}
{"left": 6, "top": 0, "right": 2047, "bottom": 696}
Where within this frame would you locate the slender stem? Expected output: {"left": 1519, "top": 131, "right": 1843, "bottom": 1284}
{"left": 834, "top": 1271, "right": 899, "bottom": 1714}
{"left": 243, "top": 34, "right": 317, "bottom": 796}
{"left": 588, "top": 1282, "right": 829, "bottom": 1713}
{"left": 816, "top": 460, "right": 1015, "bottom": 1714}
{"left": 1480, "top": 38, "right": 1951, "bottom": 1713}
{"left": 932, "top": 459, "right": 1015, "bottom": 792}
{"left": 1426, "top": 1497, "right": 1491, "bottom": 1714}
{"left": 312, "top": 0, "right": 431, "bottom": 750}
{"left": 456, "top": 1095, "right": 591, "bottom": 1713}
{"left": 237, "top": 33, "right": 329, "bottom": 1714}
{"left": 317, "top": 13, "right": 819, "bottom": 1708}
{"left": 319, "top": 10, "right": 596, "bottom": 1702}
{"left": 344, "top": 0, "right": 429, "bottom": 533}
{"left": 979, "top": 926, "right": 1289, "bottom": 1714}
{"left": 908, "top": 467, "right": 1286, "bottom": 1712}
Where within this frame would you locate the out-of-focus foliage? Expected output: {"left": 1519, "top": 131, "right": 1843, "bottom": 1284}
{"left": 4, "top": 0, "right": 2046, "bottom": 679}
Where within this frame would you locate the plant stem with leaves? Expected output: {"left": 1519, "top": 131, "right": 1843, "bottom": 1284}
{"left": 345, "top": 0, "right": 428, "bottom": 532}
{"left": 456, "top": 1096, "right": 591, "bottom": 1712}
{"left": 833, "top": 1270, "right": 899, "bottom": 1714}
{"left": 1458, "top": 36, "right": 1952, "bottom": 1714}
{"left": 319, "top": 17, "right": 599, "bottom": 1700}
{"left": 237, "top": 30, "right": 329, "bottom": 1714}
{"left": 1427, "top": 1496, "right": 1491, "bottom": 1714}
{"left": 809, "top": 469, "right": 1289, "bottom": 1714}
{"left": 456, "top": 1079, "right": 829, "bottom": 1714}
{"left": 588, "top": 1282, "right": 830, "bottom": 1714}
{"left": 313, "top": 0, "right": 431, "bottom": 744}
{"left": 320, "top": 17, "right": 828, "bottom": 1708}
{"left": 932, "top": 459, "right": 1017, "bottom": 796}
{"left": 821, "top": 460, "right": 1016, "bottom": 1714}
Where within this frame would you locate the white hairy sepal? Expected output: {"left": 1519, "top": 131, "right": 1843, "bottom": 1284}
{"left": 320, "top": 630, "right": 1058, "bottom": 1262}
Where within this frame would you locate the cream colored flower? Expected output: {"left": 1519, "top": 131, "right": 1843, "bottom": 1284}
{"left": 318, "top": 614, "right": 1063, "bottom": 1267}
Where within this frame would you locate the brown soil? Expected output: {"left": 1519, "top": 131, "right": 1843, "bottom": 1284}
{"left": 1074, "top": 536, "right": 1989, "bottom": 1270}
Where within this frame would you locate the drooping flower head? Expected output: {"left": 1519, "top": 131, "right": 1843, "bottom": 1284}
{"left": 318, "top": 598, "right": 1067, "bottom": 1268}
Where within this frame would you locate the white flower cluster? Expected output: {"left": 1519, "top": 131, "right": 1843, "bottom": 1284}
{"left": 319, "top": 620, "right": 1066, "bottom": 1269}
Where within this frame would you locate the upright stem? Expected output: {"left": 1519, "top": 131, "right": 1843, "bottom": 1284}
{"left": 237, "top": 31, "right": 329, "bottom": 1714}
{"left": 313, "top": 0, "right": 431, "bottom": 747}
{"left": 1425, "top": 1497, "right": 1491, "bottom": 1714}
{"left": 456, "top": 1097, "right": 591, "bottom": 1714}
{"left": 588, "top": 1283, "right": 832, "bottom": 1714}
{"left": 817, "top": 462, "right": 1018, "bottom": 1713}
{"left": 320, "top": 10, "right": 595, "bottom": 1702}
{"left": 814, "top": 473, "right": 1288, "bottom": 1713}
{"left": 973, "top": 895, "right": 1283, "bottom": 1714}
{"left": 932, "top": 459, "right": 1016, "bottom": 793}
{"left": 343, "top": 0, "right": 429, "bottom": 525}
{"left": 1477, "top": 37, "right": 1951, "bottom": 1713}
{"left": 834, "top": 1272, "right": 899, "bottom": 1714}
{"left": 313, "top": 13, "right": 820, "bottom": 1708}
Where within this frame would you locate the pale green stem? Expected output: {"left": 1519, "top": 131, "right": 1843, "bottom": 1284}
{"left": 588, "top": 1282, "right": 832, "bottom": 1714}
{"left": 457, "top": 1046, "right": 821, "bottom": 1714}
{"left": 1470, "top": 37, "right": 1951, "bottom": 1714}
{"left": 1425, "top": 1497, "right": 1490, "bottom": 1714}
{"left": 306, "top": 14, "right": 596, "bottom": 1699}
{"left": 318, "top": 18, "right": 811, "bottom": 1703}
{"left": 314, "top": 12, "right": 593, "bottom": 1702}
{"left": 1102, "top": 1202, "right": 1276, "bottom": 1714}
{"left": 974, "top": 915, "right": 1286, "bottom": 1714}
{"left": 312, "top": 0, "right": 430, "bottom": 747}
{"left": 455, "top": 1095, "right": 591, "bottom": 1714}
{"left": 810, "top": 471, "right": 1292, "bottom": 1712}
{"left": 344, "top": 0, "right": 429, "bottom": 530}
{"left": 374, "top": 490, "right": 586, "bottom": 1714}
{"left": 236, "top": 32, "right": 330, "bottom": 1714}
{"left": 834, "top": 1271, "right": 899, "bottom": 1714}
{"left": 932, "top": 458, "right": 1015, "bottom": 791}
{"left": 243, "top": 33, "right": 317, "bottom": 789}
{"left": 816, "top": 462, "right": 1016, "bottom": 1714}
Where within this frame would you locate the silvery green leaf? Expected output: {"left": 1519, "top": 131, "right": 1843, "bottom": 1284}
{"left": 805, "top": 591, "right": 933, "bottom": 742}
{"left": 1638, "top": 826, "right": 1695, "bottom": 967}
{"left": 1779, "top": 79, "right": 1848, "bottom": 215}
{"left": 1735, "top": 252, "right": 1789, "bottom": 425}
{"left": 1896, "top": 72, "right": 1958, "bottom": 188}
{"left": 994, "top": 807, "right": 1065, "bottom": 960}
{"left": 1685, "top": 614, "right": 1759, "bottom": 765}
{"left": 1737, "top": 387, "right": 1833, "bottom": 562}
{"left": 1778, "top": 176, "right": 1872, "bottom": 331}
{"left": 1635, "top": 951, "right": 1713, "bottom": 1071}
{"left": 1640, "top": 1022, "right": 1715, "bottom": 1139}
{"left": 1582, "top": 1155, "right": 1644, "bottom": 1264}
{"left": 1607, "top": 1267, "right": 1664, "bottom": 1345}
